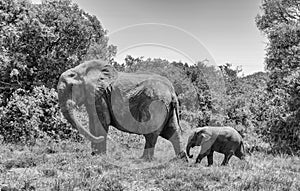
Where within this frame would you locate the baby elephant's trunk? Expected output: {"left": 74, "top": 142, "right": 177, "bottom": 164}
{"left": 186, "top": 142, "right": 194, "bottom": 158}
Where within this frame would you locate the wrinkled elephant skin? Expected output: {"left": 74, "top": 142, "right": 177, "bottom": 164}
{"left": 186, "top": 126, "right": 245, "bottom": 166}
{"left": 57, "top": 59, "right": 187, "bottom": 161}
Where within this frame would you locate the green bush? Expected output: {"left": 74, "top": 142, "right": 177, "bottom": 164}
{"left": 181, "top": 109, "right": 211, "bottom": 128}
{"left": 0, "top": 86, "right": 81, "bottom": 144}
{"left": 0, "top": 0, "right": 116, "bottom": 91}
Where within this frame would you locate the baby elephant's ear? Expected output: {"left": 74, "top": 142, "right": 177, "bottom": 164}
{"left": 200, "top": 132, "right": 211, "bottom": 144}
{"left": 198, "top": 132, "right": 215, "bottom": 155}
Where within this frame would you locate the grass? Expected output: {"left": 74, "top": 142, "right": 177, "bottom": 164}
{"left": 0, "top": 129, "right": 300, "bottom": 191}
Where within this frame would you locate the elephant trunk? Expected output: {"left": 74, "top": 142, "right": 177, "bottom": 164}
{"left": 186, "top": 142, "right": 194, "bottom": 158}
{"left": 57, "top": 81, "right": 104, "bottom": 143}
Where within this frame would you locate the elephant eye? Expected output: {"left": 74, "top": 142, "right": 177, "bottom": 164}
{"left": 102, "top": 68, "right": 109, "bottom": 73}
{"left": 69, "top": 73, "right": 76, "bottom": 78}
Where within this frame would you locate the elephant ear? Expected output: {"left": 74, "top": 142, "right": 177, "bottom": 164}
{"left": 84, "top": 61, "right": 116, "bottom": 87}
{"left": 84, "top": 61, "right": 117, "bottom": 85}
{"left": 198, "top": 131, "right": 215, "bottom": 155}
{"left": 82, "top": 60, "right": 117, "bottom": 104}
{"left": 200, "top": 132, "right": 211, "bottom": 144}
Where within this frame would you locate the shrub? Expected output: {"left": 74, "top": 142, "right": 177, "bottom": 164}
{"left": 180, "top": 109, "right": 211, "bottom": 128}
{"left": 0, "top": 86, "right": 81, "bottom": 144}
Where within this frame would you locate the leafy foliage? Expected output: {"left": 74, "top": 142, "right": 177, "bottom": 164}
{"left": 256, "top": 0, "right": 300, "bottom": 153}
{"left": 0, "top": 86, "right": 82, "bottom": 144}
{"left": 0, "top": 0, "right": 116, "bottom": 104}
{"left": 221, "top": 66, "right": 271, "bottom": 151}
{"left": 0, "top": 0, "right": 116, "bottom": 144}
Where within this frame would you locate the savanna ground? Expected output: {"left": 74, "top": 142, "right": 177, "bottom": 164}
{"left": 1, "top": 122, "right": 299, "bottom": 191}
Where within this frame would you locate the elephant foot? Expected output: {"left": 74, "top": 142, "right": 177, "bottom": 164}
{"left": 140, "top": 154, "right": 154, "bottom": 161}
{"left": 91, "top": 150, "right": 106, "bottom": 156}
{"left": 195, "top": 158, "right": 203, "bottom": 164}
{"left": 140, "top": 156, "right": 154, "bottom": 162}
{"left": 170, "top": 151, "right": 188, "bottom": 162}
{"left": 221, "top": 162, "right": 229, "bottom": 166}
{"left": 176, "top": 151, "right": 188, "bottom": 162}
{"left": 91, "top": 142, "right": 107, "bottom": 155}
{"left": 91, "top": 151, "right": 106, "bottom": 156}
{"left": 140, "top": 147, "right": 155, "bottom": 161}
{"left": 142, "top": 133, "right": 158, "bottom": 161}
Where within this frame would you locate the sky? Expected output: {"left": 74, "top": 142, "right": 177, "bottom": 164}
{"left": 33, "top": 0, "right": 267, "bottom": 75}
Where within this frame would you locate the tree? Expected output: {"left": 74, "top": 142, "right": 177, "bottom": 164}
{"left": 0, "top": 0, "right": 116, "bottom": 104}
{"left": 256, "top": 0, "right": 300, "bottom": 153}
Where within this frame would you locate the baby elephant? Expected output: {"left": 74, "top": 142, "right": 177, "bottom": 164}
{"left": 186, "top": 126, "right": 245, "bottom": 166}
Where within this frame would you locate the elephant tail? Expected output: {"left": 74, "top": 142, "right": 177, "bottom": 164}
{"left": 237, "top": 129, "right": 245, "bottom": 138}
{"left": 172, "top": 97, "right": 183, "bottom": 133}
{"left": 237, "top": 141, "right": 246, "bottom": 160}
{"left": 241, "top": 142, "right": 245, "bottom": 154}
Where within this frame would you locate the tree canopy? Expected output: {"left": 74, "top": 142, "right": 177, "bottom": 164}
{"left": 256, "top": 0, "right": 300, "bottom": 152}
{"left": 0, "top": 0, "right": 116, "bottom": 95}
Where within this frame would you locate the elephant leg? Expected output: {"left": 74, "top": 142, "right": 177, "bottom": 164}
{"left": 160, "top": 119, "right": 187, "bottom": 161}
{"left": 160, "top": 108, "right": 187, "bottom": 161}
{"left": 196, "top": 149, "right": 210, "bottom": 164}
{"left": 195, "top": 153, "right": 207, "bottom": 164}
{"left": 207, "top": 150, "right": 214, "bottom": 166}
{"left": 141, "top": 133, "right": 159, "bottom": 161}
{"left": 195, "top": 154, "right": 203, "bottom": 163}
{"left": 160, "top": 127, "right": 180, "bottom": 154}
{"left": 221, "top": 151, "right": 234, "bottom": 165}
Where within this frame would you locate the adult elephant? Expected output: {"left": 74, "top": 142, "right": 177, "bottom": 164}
{"left": 57, "top": 59, "right": 187, "bottom": 161}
